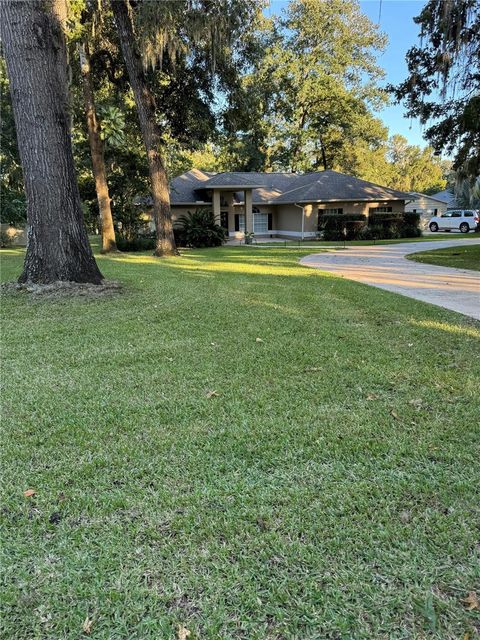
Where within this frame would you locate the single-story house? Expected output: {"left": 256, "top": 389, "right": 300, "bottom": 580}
{"left": 405, "top": 192, "right": 448, "bottom": 230}
{"left": 166, "top": 169, "right": 412, "bottom": 239}
{"left": 430, "top": 189, "right": 458, "bottom": 209}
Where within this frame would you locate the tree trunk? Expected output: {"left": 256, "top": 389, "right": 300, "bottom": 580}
{"left": 0, "top": 0, "right": 103, "bottom": 284}
{"left": 319, "top": 135, "right": 328, "bottom": 171}
{"left": 79, "top": 42, "right": 118, "bottom": 253}
{"left": 110, "top": 0, "right": 177, "bottom": 256}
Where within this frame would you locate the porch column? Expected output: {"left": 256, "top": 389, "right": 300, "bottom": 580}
{"left": 227, "top": 192, "right": 235, "bottom": 235}
{"left": 303, "top": 204, "right": 313, "bottom": 239}
{"left": 244, "top": 189, "right": 253, "bottom": 234}
{"left": 213, "top": 189, "right": 221, "bottom": 225}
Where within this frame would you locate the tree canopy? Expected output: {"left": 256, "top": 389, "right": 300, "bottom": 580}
{"left": 392, "top": 0, "right": 479, "bottom": 184}
{"left": 220, "top": 0, "right": 389, "bottom": 173}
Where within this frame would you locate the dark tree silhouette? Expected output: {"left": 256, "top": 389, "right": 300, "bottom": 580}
{"left": 0, "top": 0, "right": 103, "bottom": 284}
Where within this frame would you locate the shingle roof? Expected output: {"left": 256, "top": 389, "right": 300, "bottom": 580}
{"left": 202, "top": 173, "right": 263, "bottom": 188}
{"left": 408, "top": 192, "right": 450, "bottom": 204}
{"left": 170, "top": 169, "right": 215, "bottom": 203}
{"left": 271, "top": 171, "right": 411, "bottom": 203}
{"left": 169, "top": 169, "right": 411, "bottom": 205}
{"left": 430, "top": 189, "right": 457, "bottom": 207}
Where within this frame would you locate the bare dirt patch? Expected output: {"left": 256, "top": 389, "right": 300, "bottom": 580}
{"left": 1, "top": 280, "right": 122, "bottom": 300}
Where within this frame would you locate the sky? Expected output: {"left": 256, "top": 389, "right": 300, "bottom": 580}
{"left": 267, "top": 0, "right": 428, "bottom": 148}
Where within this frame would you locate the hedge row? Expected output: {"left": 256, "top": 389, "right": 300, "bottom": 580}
{"left": 116, "top": 227, "right": 186, "bottom": 252}
{"left": 115, "top": 211, "right": 226, "bottom": 251}
{"left": 318, "top": 212, "right": 421, "bottom": 241}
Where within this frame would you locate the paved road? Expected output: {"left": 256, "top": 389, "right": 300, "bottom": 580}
{"left": 300, "top": 239, "right": 480, "bottom": 320}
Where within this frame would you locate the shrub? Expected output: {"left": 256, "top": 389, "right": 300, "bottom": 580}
{"left": 173, "top": 227, "right": 187, "bottom": 247}
{"left": 318, "top": 213, "right": 366, "bottom": 241}
{"left": 368, "top": 212, "right": 403, "bottom": 226}
{"left": 400, "top": 212, "right": 421, "bottom": 238}
{"left": 384, "top": 224, "right": 402, "bottom": 239}
{"left": 358, "top": 224, "right": 384, "bottom": 241}
{"left": 403, "top": 212, "right": 421, "bottom": 226}
{"left": 177, "top": 208, "right": 226, "bottom": 248}
{"left": 321, "top": 210, "right": 423, "bottom": 241}
{"left": 368, "top": 212, "right": 403, "bottom": 237}
{"left": 402, "top": 225, "right": 422, "bottom": 238}
{"left": 366, "top": 211, "right": 421, "bottom": 239}
{"left": 116, "top": 236, "right": 155, "bottom": 252}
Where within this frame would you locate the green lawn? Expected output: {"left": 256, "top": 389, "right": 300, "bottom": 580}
{"left": 408, "top": 244, "right": 480, "bottom": 271}
{"left": 1, "top": 246, "right": 480, "bottom": 639}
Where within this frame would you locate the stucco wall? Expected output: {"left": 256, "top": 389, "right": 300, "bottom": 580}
{"left": 276, "top": 204, "right": 302, "bottom": 233}
{"left": 170, "top": 200, "right": 407, "bottom": 238}
{"left": 318, "top": 200, "right": 405, "bottom": 217}
{"left": 297, "top": 200, "right": 407, "bottom": 237}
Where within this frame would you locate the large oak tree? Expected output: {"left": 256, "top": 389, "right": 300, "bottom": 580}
{"left": 79, "top": 41, "right": 118, "bottom": 253}
{"left": 0, "top": 0, "right": 103, "bottom": 284}
{"left": 111, "top": 0, "right": 177, "bottom": 257}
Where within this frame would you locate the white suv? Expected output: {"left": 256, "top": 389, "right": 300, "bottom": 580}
{"left": 429, "top": 210, "right": 480, "bottom": 233}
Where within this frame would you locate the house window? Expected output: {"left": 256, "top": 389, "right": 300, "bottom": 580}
{"left": 220, "top": 212, "right": 228, "bottom": 230}
{"left": 235, "top": 214, "right": 245, "bottom": 232}
{"left": 434, "top": 209, "right": 438, "bottom": 214}
{"left": 320, "top": 207, "right": 343, "bottom": 215}
{"left": 369, "top": 206, "right": 392, "bottom": 213}
{"left": 412, "top": 208, "right": 417, "bottom": 213}
{"left": 254, "top": 213, "right": 268, "bottom": 234}
{"left": 235, "top": 212, "right": 271, "bottom": 233}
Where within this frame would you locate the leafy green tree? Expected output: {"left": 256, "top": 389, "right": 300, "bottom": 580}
{"left": 227, "top": 0, "right": 388, "bottom": 173}
{"left": 110, "top": 0, "right": 262, "bottom": 255}
{"left": 69, "top": 0, "right": 221, "bottom": 242}
{"left": 79, "top": 40, "right": 118, "bottom": 252}
{"left": 385, "top": 134, "right": 446, "bottom": 193}
{"left": 392, "top": 0, "right": 479, "bottom": 180}
{"left": 180, "top": 143, "right": 220, "bottom": 174}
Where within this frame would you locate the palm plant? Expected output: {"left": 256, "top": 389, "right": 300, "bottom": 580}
{"left": 177, "top": 208, "right": 226, "bottom": 248}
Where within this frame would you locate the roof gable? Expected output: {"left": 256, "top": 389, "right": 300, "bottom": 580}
{"left": 202, "top": 173, "right": 263, "bottom": 188}
{"left": 430, "top": 189, "right": 457, "bottom": 206}
{"left": 170, "top": 169, "right": 215, "bottom": 203}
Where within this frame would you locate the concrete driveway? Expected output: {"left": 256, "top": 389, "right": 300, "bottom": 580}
{"left": 300, "top": 239, "right": 480, "bottom": 320}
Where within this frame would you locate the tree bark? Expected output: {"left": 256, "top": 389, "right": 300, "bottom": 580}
{"left": 79, "top": 42, "right": 118, "bottom": 253}
{"left": 0, "top": 0, "right": 103, "bottom": 284}
{"left": 110, "top": 0, "right": 177, "bottom": 256}
{"left": 319, "top": 135, "right": 328, "bottom": 171}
